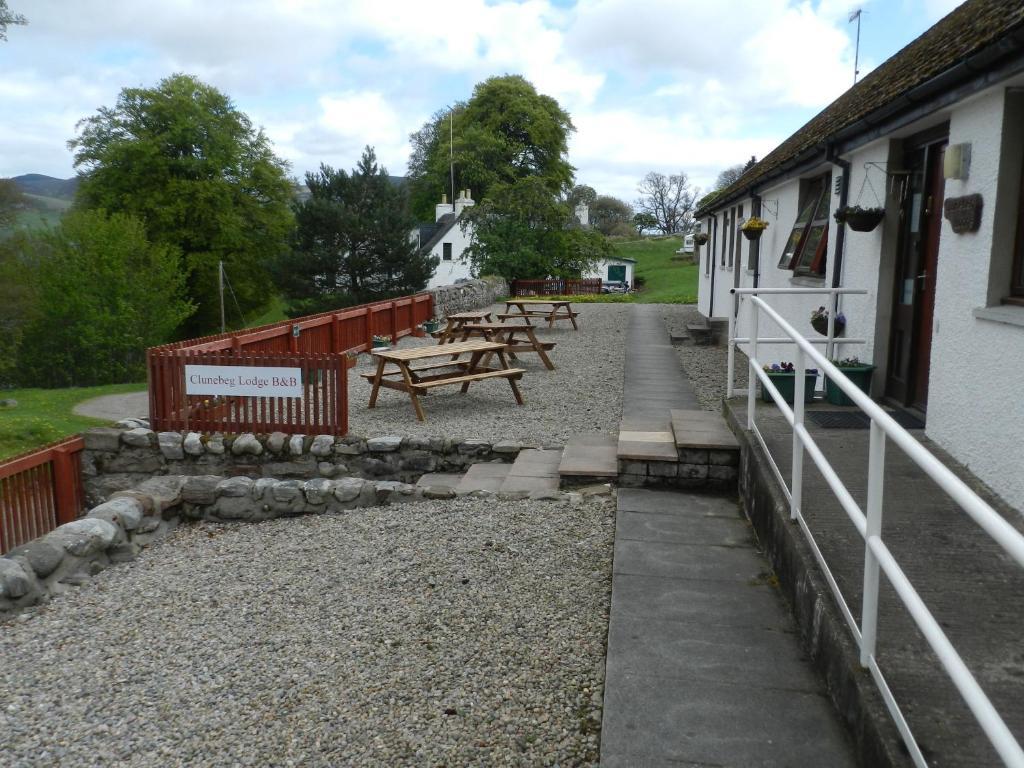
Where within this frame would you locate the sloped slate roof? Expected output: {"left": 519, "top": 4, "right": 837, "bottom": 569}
{"left": 699, "top": 0, "right": 1024, "bottom": 215}
{"left": 418, "top": 213, "right": 459, "bottom": 254}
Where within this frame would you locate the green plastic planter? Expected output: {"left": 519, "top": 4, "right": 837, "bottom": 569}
{"left": 761, "top": 371, "right": 818, "bottom": 405}
{"left": 825, "top": 365, "right": 875, "bottom": 406}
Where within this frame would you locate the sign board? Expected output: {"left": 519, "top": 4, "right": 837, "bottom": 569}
{"left": 185, "top": 365, "right": 303, "bottom": 398}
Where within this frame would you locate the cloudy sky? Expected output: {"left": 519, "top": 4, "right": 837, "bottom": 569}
{"left": 1, "top": 0, "right": 964, "bottom": 201}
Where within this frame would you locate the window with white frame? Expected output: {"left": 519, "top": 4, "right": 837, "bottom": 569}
{"left": 778, "top": 174, "right": 831, "bottom": 276}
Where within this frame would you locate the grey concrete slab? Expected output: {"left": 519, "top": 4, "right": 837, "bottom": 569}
{"left": 606, "top": 616, "right": 820, "bottom": 692}
{"left": 617, "top": 489, "right": 741, "bottom": 518}
{"left": 499, "top": 474, "right": 559, "bottom": 494}
{"left": 609, "top": 574, "right": 792, "bottom": 630}
{"left": 617, "top": 510, "right": 753, "bottom": 547}
{"left": 414, "top": 473, "right": 463, "bottom": 490}
{"left": 601, "top": 670, "right": 856, "bottom": 768}
{"left": 559, "top": 433, "right": 619, "bottom": 477}
{"left": 613, "top": 539, "right": 768, "bottom": 582}
{"left": 454, "top": 462, "right": 510, "bottom": 493}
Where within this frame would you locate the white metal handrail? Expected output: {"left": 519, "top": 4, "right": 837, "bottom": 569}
{"left": 733, "top": 290, "right": 1024, "bottom": 768}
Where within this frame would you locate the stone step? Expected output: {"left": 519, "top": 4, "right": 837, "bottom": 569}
{"left": 500, "top": 448, "right": 561, "bottom": 497}
{"left": 454, "top": 462, "right": 512, "bottom": 494}
{"left": 617, "top": 418, "right": 678, "bottom": 462}
{"left": 559, "top": 432, "right": 618, "bottom": 481}
{"left": 415, "top": 473, "right": 463, "bottom": 491}
{"left": 670, "top": 409, "right": 740, "bottom": 452}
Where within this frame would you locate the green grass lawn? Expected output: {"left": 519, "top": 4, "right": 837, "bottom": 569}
{"left": 0, "top": 382, "right": 146, "bottom": 460}
{"left": 613, "top": 236, "right": 699, "bottom": 303}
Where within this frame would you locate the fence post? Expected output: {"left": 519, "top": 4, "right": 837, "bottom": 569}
{"left": 747, "top": 301, "right": 759, "bottom": 430}
{"left": 727, "top": 293, "right": 737, "bottom": 399}
{"left": 52, "top": 448, "right": 79, "bottom": 525}
{"left": 861, "top": 419, "right": 886, "bottom": 666}
{"left": 791, "top": 346, "right": 806, "bottom": 520}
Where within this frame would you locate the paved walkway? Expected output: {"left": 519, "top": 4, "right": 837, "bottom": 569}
{"left": 73, "top": 391, "right": 148, "bottom": 422}
{"left": 600, "top": 306, "right": 856, "bottom": 766}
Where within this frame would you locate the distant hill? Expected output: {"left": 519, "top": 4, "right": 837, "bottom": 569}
{"left": 11, "top": 174, "right": 79, "bottom": 200}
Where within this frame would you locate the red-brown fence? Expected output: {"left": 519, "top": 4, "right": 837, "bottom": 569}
{"left": 0, "top": 436, "right": 85, "bottom": 553}
{"left": 147, "top": 293, "right": 433, "bottom": 435}
{"left": 509, "top": 278, "right": 602, "bottom": 296}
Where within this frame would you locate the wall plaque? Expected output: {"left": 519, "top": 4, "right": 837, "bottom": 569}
{"left": 943, "top": 193, "right": 983, "bottom": 234}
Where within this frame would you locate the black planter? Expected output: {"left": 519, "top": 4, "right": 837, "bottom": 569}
{"left": 811, "top": 316, "right": 845, "bottom": 336}
{"left": 741, "top": 228, "right": 765, "bottom": 241}
{"left": 836, "top": 208, "right": 885, "bottom": 232}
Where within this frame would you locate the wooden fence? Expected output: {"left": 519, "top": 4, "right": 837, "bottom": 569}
{"left": 147, "top": 293, "right": 433, "bottom": 435}
{"left": 509, "top": 278, "right": 602, "bottom": 296}
{"left": 0, "top": 436, "right": 85, "bottom": 553}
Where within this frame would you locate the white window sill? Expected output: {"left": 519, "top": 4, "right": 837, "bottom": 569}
{"left": 790, "top": 274, "right": 826, "bottom": 287}
{"left": 973, "top": 305, "right": 1024, "bottom": 328}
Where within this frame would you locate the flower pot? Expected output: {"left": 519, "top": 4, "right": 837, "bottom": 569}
{"left": 761, "top": 371, "right": 817, "bottom": 405}
{"left": 825, "top": 365, "right": 875, "bottom": 405}
{"left": 423, "top": 320, "right": 441, "bottom": 334}
{"left": 811, "top": 316, "right": 845, "bottom": 337}
{"left": 372, "top": 340, "right": 390, "bottom": 350}
{"left": 694, "top": 233, "right": 709, "bottom": 246}
{"left": 344, "top": 356, "right": 358, "bottom": 369}
{"left": 741, "top": 228, "right": 765, "bottom": 241}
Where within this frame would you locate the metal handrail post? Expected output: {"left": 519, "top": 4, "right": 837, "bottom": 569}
{"left": 747, "top": 302, "right": 759, "bottom": 429}
{"left": 727, "top": 294, "right": 737, "bottom": 399}
{"left": 861, "top": 419, "right": 886, "bottom": 666}
{"left": 791, "top": 347, "right": 806, "bottom": 520}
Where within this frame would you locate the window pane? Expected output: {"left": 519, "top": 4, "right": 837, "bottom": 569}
{"left": 795, "top": 224, "right": 826, "bottom": 272}
{"left": 778, "top": 227, "right": 804, "bottom": 268}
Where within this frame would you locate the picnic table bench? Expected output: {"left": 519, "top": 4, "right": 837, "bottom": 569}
{"left": 365, "top": 339, "right": 524, "bottom": 422}
{"left": 456, "top": 322, "right": 557, "bottom": 370}
{"left": 500, "top": 299, "right": 579, "bottom": 330}
{"left": 433, "top": 311, "right": 493, "bottom": 343}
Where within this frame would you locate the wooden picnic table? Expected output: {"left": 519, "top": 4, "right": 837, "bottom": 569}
{"left": 364, "top": 339, "right": 525, "bottom": 422}
{"left": 434, "top": 310, "right": 493, "bottom": 343}
{"left": 499, "top": 299, "right": 579, "bottom": 330}
{"left": 457, "top": 322, "right": 557, "bottom": 370}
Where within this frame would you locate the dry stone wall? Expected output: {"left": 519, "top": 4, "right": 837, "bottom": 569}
{"left": 428, "top": 276, "right": 508, "bottom": 318}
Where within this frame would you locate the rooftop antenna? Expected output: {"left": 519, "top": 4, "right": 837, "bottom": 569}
{"left": 849, "top": 8, "right": 863, "bottom": 85}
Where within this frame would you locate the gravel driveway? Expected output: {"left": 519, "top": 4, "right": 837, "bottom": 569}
{"left": 1, "top": 496, "right": 613, "bottom": 767}
{"left": 347, "top": 302, "right": 630, "bottom": 445}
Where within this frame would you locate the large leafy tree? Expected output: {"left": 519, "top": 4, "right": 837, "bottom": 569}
{"left": 461, "top": 177, "right": 609, "bottom": 281}
{"left": 407, "top": 75, "right": 575, "bottom": 221}
{"left": 16, "top": 209, "right": 193, "bottom": 387}
{"left": 589, "top": 195, "right": 633, "bottom": 236}
{"left": 69, "top": 73, "right": 294, "bottom": 334}
{"left": 274, "top": 147, "right": 435, "bottom": 317}
{"left": 635, "top": 171, "right": 699, "bottom": 235}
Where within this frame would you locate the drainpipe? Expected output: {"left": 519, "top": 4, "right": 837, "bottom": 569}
{"left": 828, "top": 145, "right": 851, "bottom": 362}
{"left": 750, "top": 195, "right": 762, "bottom": 289}
{"left": 708, "top": 215, "right": 717, "bottom": 317}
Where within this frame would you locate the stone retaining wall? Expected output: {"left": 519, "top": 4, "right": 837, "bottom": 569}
{"left": 428, "top": 276, "right": 508, "bottom": 318}
{"left": 0, "top": 473, "right": 460, "bottom": 613}
{"left": 82, "top": 425, "right": 526, "bottom": 506}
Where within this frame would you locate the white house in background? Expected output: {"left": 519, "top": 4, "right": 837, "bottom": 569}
{"left": 418, "top": 190, "right": 476, "bottom": 289}
{"left": 695, "top": 0, "right": 1024, "bottom": 510}
{"left": 585, "top": 256, "right": 636, "bottom": 286}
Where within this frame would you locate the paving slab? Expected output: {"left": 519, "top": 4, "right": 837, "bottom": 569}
{"left": 414, "top": 473, "right": 463, "bottom": 490}
{"left": 454, "top": 462, "right": 510, "bottom": 494}
{"left": 671, "top": 409, "right": 740, "bottom": 450}
{"left": 601, "top": 488, "right": 856, "bottom": 766}
{"left": 617, "top": 430, "right": 678, "bottom": 462}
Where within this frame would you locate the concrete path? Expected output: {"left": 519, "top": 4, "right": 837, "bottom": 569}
{"left": 600, "top": 305, "right": 856, "bottom": 766}
{"left": 73, "top": 391, "right": 148, "bottom": 422}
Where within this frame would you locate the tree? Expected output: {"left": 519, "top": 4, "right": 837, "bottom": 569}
{"left": 407, "top": 75, "right": 575, "bottom": 221}
{"left": 714, "top": 156, "right": 757, "bottom": 191}
{"left": 0, "top": 178, "right": 25, "bottom": 228}
{"left": 632, "top": 212, "right": 657, "bottom": 236}
{"left": 567, "top": 184, "right": 597, "bottom": 210}
{"left": 16, "top": 210, "right": 193, "bottom": 387}
{"left": 0, "top": 232, "right": 34, "bottom": 385}
{"left": 0, "top": 1, "right": 26, "bottom": 41}
{"left": 69, "top": 73, "right": 294, "bottom": 335}
{"left": 461, "top": 177, "right": 609, "bottom": 281}
{"left": 273, "top": 147, "right": 435, "bottom": 317}
{"left": 589, "top": 195, "right": 633, "bottom": 236}
{"left": 635, "top": 171, "right": 699, "bottom": 235}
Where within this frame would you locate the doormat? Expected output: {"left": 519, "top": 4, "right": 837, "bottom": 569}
{"left": 807, "top": 409, "right": 926, "bottom": 430}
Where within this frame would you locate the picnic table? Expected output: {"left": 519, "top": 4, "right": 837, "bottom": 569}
{"left": 456, "top": 322, "right": 557, "bottom": 370}
{"left": 363, "top": 339, "right": 525, "bottom": 422}
{"left": 434, "top": 311, "right": 493, "bottom": 344}
{"left": 499, "top": 299, "right": 578, "bottom": 330}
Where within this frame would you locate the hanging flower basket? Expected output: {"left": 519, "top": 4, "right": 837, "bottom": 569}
{"left": 810, "top": 306, "right": 846, "bottom": 337}
{"left": 834, "top": 206, "right": 885, "bottom": 232}
{"left": 694, "top": 232, "right": 709, "bottom": 246}
{"left": 740, "top": 216, "right": 769, "bottom": 241}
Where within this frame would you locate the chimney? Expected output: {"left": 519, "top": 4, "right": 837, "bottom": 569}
{"left": 435, "top": 193, "right": 450, "bottom": 222}
{"left": 574, "top": 202, "right": 590, "bottom": 227}
{"left": 454, "top": 189, "right": 475, "bottom": 217}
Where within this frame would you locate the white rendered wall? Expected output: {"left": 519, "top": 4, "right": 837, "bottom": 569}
{"left": 584, "top": 258, "right": 635, "bottom": 285}
{"left": 925, "top": 88, "right": 1024, "bottom": 509}
{"left": 425, "top": 218, "right": 475, "bottom": 289}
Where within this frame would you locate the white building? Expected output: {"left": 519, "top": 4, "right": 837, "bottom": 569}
{"left": 418, "top": 191, "right": 476, "bottom": 289}
{"left": 695, "top": 0, "right": 1024, "bottom": 510}
{"left": 584, "top": 256, "right": 636, "bottom": 287}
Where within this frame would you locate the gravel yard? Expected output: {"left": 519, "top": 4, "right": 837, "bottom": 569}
{"left": 1, "top": 496, "right": 613, "bottom": 767}
{"left": 347, "top": 302, "right": 629, "bottom": 445}
{"left": 661, "top": 305, "right": 748, "bottom": 410}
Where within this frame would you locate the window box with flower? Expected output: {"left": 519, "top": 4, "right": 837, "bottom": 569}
{"left": 761, "top": 362, "right": 818, "bottom": 404}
